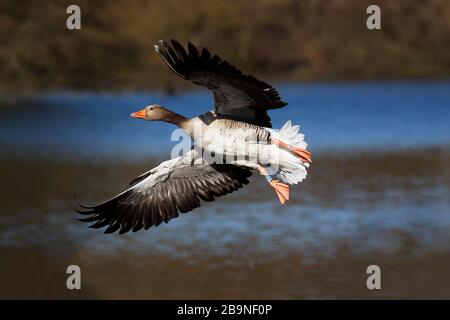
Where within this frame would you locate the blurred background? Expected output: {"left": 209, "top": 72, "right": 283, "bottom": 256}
{"left": 0, "top": 0, "right": 449, "bottom": 299}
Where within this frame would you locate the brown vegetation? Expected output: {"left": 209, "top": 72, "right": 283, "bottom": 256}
{"left": 1, "top": 0, "right": 449, "bottom": 92}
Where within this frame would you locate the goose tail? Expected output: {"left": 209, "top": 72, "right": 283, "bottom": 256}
{"left": 266, "top": 120, "right": 310, "bottom": 185}
{"left": 271, "top": 120, "right": 307, "bottom": 149}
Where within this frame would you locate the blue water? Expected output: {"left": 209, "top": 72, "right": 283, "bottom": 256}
{"left": 1, "top": 80, "right": 449, "bottom": 159}
{"left": 1, "top": 80, "right": 450, "bottom": 298}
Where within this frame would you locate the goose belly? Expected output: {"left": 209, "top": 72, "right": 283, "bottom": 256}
{"left": 203, "top": 135, "right": 298, "bottom": 172}
{"left": 200, "top": 119, "right": 308, "bottom": 185}
{"left": 200, "top": 120, "right": 271, "bottom": 167}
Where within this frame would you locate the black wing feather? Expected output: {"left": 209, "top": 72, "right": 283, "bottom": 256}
{"left": 155, "top": 39, "right": 287, "bottom": 127}
{"left": 76, "top": 164, "right": 252, "bottom": 234}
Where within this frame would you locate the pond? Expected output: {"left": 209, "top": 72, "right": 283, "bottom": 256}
{"left": 0, "top": 79, "right": 449, "bottom": 298}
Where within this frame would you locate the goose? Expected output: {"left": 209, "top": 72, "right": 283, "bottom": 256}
{"left": 77, "top": 39, "right": 312, "bottom": 234}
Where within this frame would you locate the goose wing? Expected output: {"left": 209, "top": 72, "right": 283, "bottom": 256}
{"left": 154, "top": 39, "right": 287, "bottom": 128}
{"left": 77, "top": 151, "right": 252, "bottom": 234}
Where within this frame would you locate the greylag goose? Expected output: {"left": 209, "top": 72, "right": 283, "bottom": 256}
{"left": 77, "top": 39, "right": 311, "bottom": 234}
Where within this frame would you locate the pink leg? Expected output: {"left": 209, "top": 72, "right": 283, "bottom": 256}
{"left": 256, "top": 165, "right": 289, "bottom": 204}
{"left": 273, "top": 139, "right": 312, "bottom": 163}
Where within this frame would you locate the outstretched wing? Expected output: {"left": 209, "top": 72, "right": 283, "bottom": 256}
{"left": 154, "top": 39, "right": 287, "bottom": 128}
{"left": 76, "top": 152, "right": 252, "bottom": 234}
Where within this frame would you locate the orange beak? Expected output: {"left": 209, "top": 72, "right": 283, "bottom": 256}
{"left": 130, "top": 108, "right": 146, "bottom": 119}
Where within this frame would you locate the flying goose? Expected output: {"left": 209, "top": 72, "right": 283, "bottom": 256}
{"left": 77, "top": 39, "right": 311, "bottom": 234}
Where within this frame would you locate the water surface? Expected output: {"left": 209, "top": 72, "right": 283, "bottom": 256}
{"left": 0, "top": 80, "right": 449, "bottom": 299}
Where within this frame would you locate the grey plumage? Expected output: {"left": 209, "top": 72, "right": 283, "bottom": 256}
{"left": 76, "top": 40, "right": 294, "bottom": 234}
{"left": 77, "top": 153, "right": 252, "bottom": 234}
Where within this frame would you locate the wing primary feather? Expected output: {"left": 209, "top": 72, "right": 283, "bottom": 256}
{"left": 76, "top": 153, "right": 252, "bottom": 234}
{"left": 154, "top": 39, "right": 287, "bottom": 127}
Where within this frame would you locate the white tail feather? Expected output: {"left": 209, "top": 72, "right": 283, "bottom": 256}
{"left": 266, "top": 120, "right": 310, "bottom": 185}
{"left": 275, "top": 120, "right": 308, "bottom": 149}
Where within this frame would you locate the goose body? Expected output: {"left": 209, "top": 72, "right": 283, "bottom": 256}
{"left": 199, "top": 118, "right": 308, "bottom": 184}
{"left": 77, "top": 40, "right": 311, "bottom": 234}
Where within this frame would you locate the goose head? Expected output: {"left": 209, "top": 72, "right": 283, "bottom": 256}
{"left": 130, "top": 104, "right": 171, "bottom": 121}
